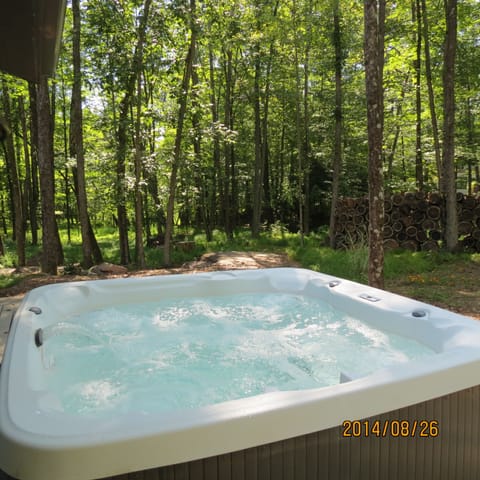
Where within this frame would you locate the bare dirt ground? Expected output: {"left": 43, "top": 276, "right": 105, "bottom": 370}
{"left": 0, "top": 251, "right": 299, "bottom": 298}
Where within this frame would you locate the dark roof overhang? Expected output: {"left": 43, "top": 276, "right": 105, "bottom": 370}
{"left": 0, "top": 0, "right": 66, "bottom": 82}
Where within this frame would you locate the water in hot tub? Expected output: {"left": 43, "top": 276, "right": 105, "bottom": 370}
{"left": 41, "top": 293, "right": 434, "bottom": 414}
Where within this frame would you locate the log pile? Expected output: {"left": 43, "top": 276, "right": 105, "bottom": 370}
{"left": 333, "top": 192, "right": 480, "bottom": 252}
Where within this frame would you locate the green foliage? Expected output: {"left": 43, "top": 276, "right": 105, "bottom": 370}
{"left": 0, "top": 274, "right": 22, "bottom": 289}
{"left": 1, "top": 226, "right": 479, "bottom": 320}
{"left": 289, "top": 238, "right": 369, "bottom": 283}
{"left": 0, "top": 249, "right": 17, "bottom": 269}
{"left": 1, "top": 0, "right": 479, "bottom": 273}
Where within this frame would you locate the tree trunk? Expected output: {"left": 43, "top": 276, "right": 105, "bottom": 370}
{"left": 62, "top": 91, "right": 72, "bottom": 245}
{"left": 208, "top": 47, "right": 220, "bottom": 237}
{"left": 163, "top": 0, "right": 196, "bottom": 266}
{"left": 36, "top": 77, "right": 63, "bottom": 274}
{"left": 1, "top": 80, "right": 25, "bottom": 266}
{"left": 329, "top": 0, "right": 343, "bottom": 248}
{"left": 260, "top": 1, "right": 279, "bottom": 228}
{"left": 386, "top": 75, "right": 408, "bottom": 186}
{"left": 262, "top": 50, "right": 273, "bottom": 226}
{"left": 192, "top": 59, "right": 212, "bottom": 241}
{"left": 414, "top": 0, "right": 423, "bottom": 190}
{"left": 364, "top": 0, "right": 386, "bottom": 289}
{"left": 223, "top": 48, "right": 234, "bottom": 240}
{"left": 116, "top": 93, "right": 131, "bottom": 265}
{"left": 252, "top": 54, "right": 263, "bottom": 238}
{"left": 302, "top": 0, "right": 312, "bottom": 236}
{"left": 292, "top": 1, "right": 305, "bottom": 245}
{"left": 18, "top": 96, "right": 32, "bottom": 246}
{"left": 465, "top": 97, "right": 475, "bottom": 195}
{"left": 132, "top": 0, "right": 152, "bottom": 268}
{"left": 114, "top": 2, "right": 151, "bottom": 266}
{"left": 28, "top": 83, "right": 39, "bottom": 245}
{"left": 442, "top": 0, "right": 458, "bottom": 251}
{"left": 421, "top": 0, "right": 442, "bottom": 187}
{"left": 70, "top": 0, "right": 99, "bottom": 268}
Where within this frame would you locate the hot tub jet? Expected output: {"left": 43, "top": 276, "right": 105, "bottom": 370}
{"left": 34, "top": 328, "right": 43, "bottom": 347}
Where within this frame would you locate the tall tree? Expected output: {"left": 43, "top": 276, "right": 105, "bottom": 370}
{"left": 421, "top": 0, "right": 442, "bottom": 186}
{"left": 36, "top": 77, "right": 63, "bottom": 274}
{"left": 116, "top": 92, "right": 132, "bottom": 265}
{"left": 163, "top": 0, "right": 197, "bottom": 266}
{"left": 132, "top": 0, "right": 152, "bottom": 268}
{"left": 70, "top": 0, "right": 102, "bottom": 268}
{"left": 223, "top": 47, "right": 235, "bottom": 240}
{"left": 0, "top": 83, "right": 25, "bottom": 266}
{"left": 27, "top": 83, "right": 40, "bottom": 246}
{"left": 208, "top": 46, "right": 221, "bottom": 238}
{"left": 291, "top": 0, "right": 307, "bottom": 243}
{"left": 364, "top": 0, "right": 386, "bottom": 288}
{"left": 252, "top": 49, "right": 263, "bottom": 238}
{"left": 251, "top": 1, "right": 279, "bottom": 238}
{"left": 107, "top": 0, "right": 152, "bottom": 266}
{"left": 442, "top": 0, "right": 458, "bottom": 251}
{"left": 414, "top": 0, "right": 423, "bottom": 190}
{"left": 329, "top": 0, "right": 344, "bottom": 248}
{"left": 18, "top": 95, "right": 36, "bottom": 246}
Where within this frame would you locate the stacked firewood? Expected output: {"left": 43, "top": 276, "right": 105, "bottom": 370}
{"left": 333, "top": 192, "right": 480, "bottom": 252}
{"left": 457, "top": 193, "right": 480, "bottom": 251}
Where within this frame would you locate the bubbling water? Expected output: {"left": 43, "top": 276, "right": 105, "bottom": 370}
{"left": 42, "top": 293, "right": 434, "bottom": 415}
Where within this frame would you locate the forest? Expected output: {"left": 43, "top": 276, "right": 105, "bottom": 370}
{"left": 0, "top": 0, "right": 479, "bottom": 286}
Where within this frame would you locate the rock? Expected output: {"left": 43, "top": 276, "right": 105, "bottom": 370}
{"left": 89, "top": 262, "right": 128, "bottom": 276}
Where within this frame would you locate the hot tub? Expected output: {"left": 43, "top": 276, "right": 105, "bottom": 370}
{"left": 1, "top": 267, "right": 480, "bottom": 480}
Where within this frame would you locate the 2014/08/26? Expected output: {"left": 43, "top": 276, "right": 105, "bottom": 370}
{"left": 342, "top": 419, "right": 439, "bottom": 438}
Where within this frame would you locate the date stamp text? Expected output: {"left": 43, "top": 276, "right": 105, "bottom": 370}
{"left": 342, "top": 419, "right": 439, "bottom": 438}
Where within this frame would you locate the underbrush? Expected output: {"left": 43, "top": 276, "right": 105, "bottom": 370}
{"left": 1, "top": 226, "right": 477, "bottom": 285}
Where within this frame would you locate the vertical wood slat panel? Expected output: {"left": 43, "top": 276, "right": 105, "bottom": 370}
{"left": 316, "top": 426, "right": 332, "bottom": 478}
{"left": 143, "top": 468, "right": 160, "bottom": 480}
{"left": 2, "top": 385, "right": 480, "bottom": 480}
{"left": 431, "top": 392, "right": 443, "bottom": 480}
{"left": 402, "top": 408, "right": 415, "bottom": 480}
{"left": 188, "top": 460, "right": 204, "bottom": 480}
{"left": 471, "top": 387, "right": 480, "bottom": 473}
{"left": 440, "top": 396, "right": 451, "bottom": 479}
{"left": 326, "top": 427, "right": 340, "bottom": 479}
{"left": 202, "top": 457, "right": 217, "bottom": 480}
{"left": 413, "top": 401, "right": 427, "bottom": 480}
{"left": 367, "top": 421, "right": 380, "bottom": 480}
{"left": 269, "top": 439, "right": 283, "bottom": 480}
{"left": 281, "top": 437, "right": 295, "bottom": 480}
{"left": 157, "top": 465, "right": 175, "bottom": 480}
{"left": 256, "top": 444, "right": 270, "bottom": 480}
{"left": 305, "top": 432, "right": 318, "bottom": 479}
{"left": 244, "top": 447, "right": 257, "bottom": 480}
{"left": 128, "top": 472, "right": 146, "bottom": 480}
{"left": 293, "top": 435, "right": 306, "bottom": 480}
{"left": 462, "top": 388, "right": 472, "bottom": 477}
{"left": 387, "top": 411, "right": 400, "bottom": 480}
{"left": 230, "top": 450, "right": 244, "bottom": 480}
{"left": 338, "top": 424, "right": 350, "bottom": 480}
{"left": 449, "top": 390, "right": 460, "bottom": 480}
{"left": 173, "top": 464, "right": 189, "bottom": 480}
{"left": 217, "top": 454, "right": 231, "bottom": 480}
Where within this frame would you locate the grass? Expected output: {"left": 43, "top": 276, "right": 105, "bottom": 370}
{"left": 1, "top": 226, "right": 479, "bottom": 316}
{"left": 385, "top": 251, "right": 480, "bottom": 313}
{"left": 2, "top": 225, "right": 478, "bottom": 278}
{"left": 0, "top": 274, "right": 23, "bottom": 289}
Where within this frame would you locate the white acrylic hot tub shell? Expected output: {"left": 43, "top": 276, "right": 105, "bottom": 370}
{"left": 1, "top": 267, "right": 480, "bottom": 480}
